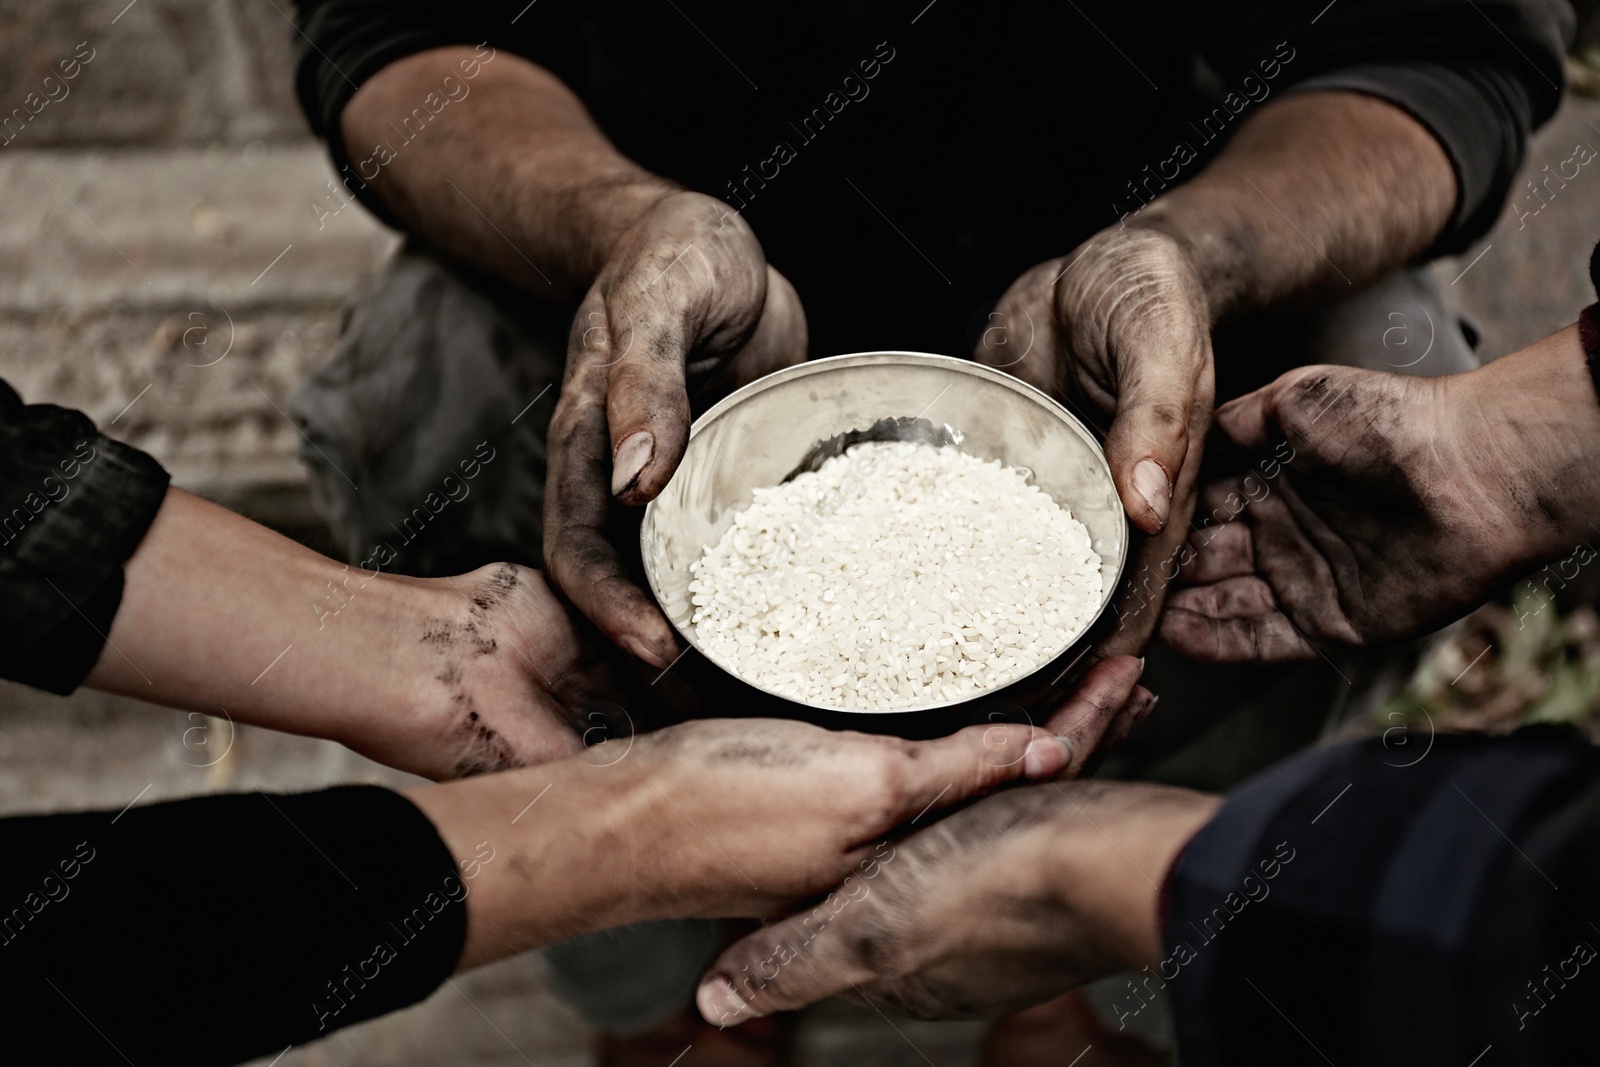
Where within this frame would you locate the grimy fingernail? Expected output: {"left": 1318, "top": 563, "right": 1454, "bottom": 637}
{"left": 1132, "top": 459, "right": 1171, "bottom": 530}
{"left": 697, "top": 978, "right": 754, "bottom": 1027}
{"left": 620, "top": 634, "right": 671, "bottom": 670}
{"left": 612, "top": 431, "right": 655, "bottom": 497}
{"left": 1049, "top": 735, "right": 1078, "bottom": 774}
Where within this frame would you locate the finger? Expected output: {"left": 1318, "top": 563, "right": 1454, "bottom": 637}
{"left": 732, "top": 267, "right": 808, "bottom": 385}
{"left": 1164, "top": 575, "right": 1280, "bottom": 619}
{"left": 1178, "top": 521, "right": 1254, "bottom": 583}
{"left": 685, "top": 267, "right": 809, "bottom": 406}
{"left": 601, "top": 288, "right": 694, "bottom": 506}
{"left": 974, "top": 269, "right": 1061, "bottom": 395}
{"left": 1078, "top": 685, "right": 1157, "bottom": 777}
{"left": 1213, "top": 385, "right": 1275, "bottom": 451}
{"left": 697, "top": 907, "right": 874, "bottom": 1025}
{"left": 545, "top": 299, "right": 681, "bottom": 667}
{"left": 1039, "top": 654, "right": 1143, "bottom": 746}
{"left": 1196, "top": 476, "right": 1256, "bottom": 521}
{"left": 1214, "top": 365, "right": 1339, "bottom": 452}
{"left": 1102, "top": 685, "right": 1156, "bottom": 750}
{"left": 1160, "top": 592, "right": 1316, "bottom": 663}
{"left": 893, "top": 722, "right": 1077, "bottom": 820}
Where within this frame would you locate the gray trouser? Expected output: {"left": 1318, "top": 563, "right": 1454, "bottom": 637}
{"left": 290, "top": 243, "right": 1476, "bottom": 1035}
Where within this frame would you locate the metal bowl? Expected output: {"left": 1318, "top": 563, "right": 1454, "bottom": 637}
{"left": 641, "top": 352, "right": 1128, "bottom": 725}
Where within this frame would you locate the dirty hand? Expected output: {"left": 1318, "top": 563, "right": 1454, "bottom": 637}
{"left": 694, "top": 776, "right": 1218, "bottom": 1024}
{"left": 1162, "top": 330, "right": 1600, "bottom": 662}
{"left": 976, "top": 226, "right": 1215, "bottom": 665}
{"left": 544, "top": 192, "right": 807, "bottom": 667}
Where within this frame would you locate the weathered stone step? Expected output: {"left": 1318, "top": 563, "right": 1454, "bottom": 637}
{"left": 0, "top": 143, "right": 398, "bottom": 313}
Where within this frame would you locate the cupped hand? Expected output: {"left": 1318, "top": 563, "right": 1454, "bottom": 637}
{"left": 362, "top": 563, "right": 626, "bottom": 780}
{"left": 1160, "top": 356, "right": 1569, "bottom": 663}
{"left": 694, "top": 776, "right": 1219, "bottom": 1025}
{"left": 976, "top": 226, "right": 1215, "bottom": 661}
{"left": 624, "top": 653, "right": 1150, "bottom": 920}
{"left": 544, "top": 192, "right": 807, "bottom": 667}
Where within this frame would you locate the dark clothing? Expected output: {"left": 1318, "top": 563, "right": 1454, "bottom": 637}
{"left": 0, "top": 785, "right": 466, "bottom": 1066}
{"left": 0, "top": 382, "right": 467, "bottom": 1061}
{"left": 292, "top": 0, "right": 1569, "bottom": 356}
{"left": 0, "top": 380, "right": 168, "bottom": 694}
{"left": 1163, "top": 726, "right": 1600, "bottom": 1065}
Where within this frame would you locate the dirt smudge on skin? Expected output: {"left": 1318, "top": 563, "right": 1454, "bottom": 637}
{"left": 709, "top": 739, "right": 819, "bottom": 769}
{"left": 451, "top": 696, "right": 517, "bottom": 777}
{"left": 415, "top": 564, "right": 524, "bottom": 777}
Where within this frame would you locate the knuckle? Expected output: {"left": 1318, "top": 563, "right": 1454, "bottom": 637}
{"left": 1142, "top": 401, "right": 1189, "bottom": 433}
{"left": 864, "top": 755, "right": 911, "bottom": 822}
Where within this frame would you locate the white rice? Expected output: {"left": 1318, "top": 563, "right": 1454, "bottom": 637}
{"left": 687, "top": 441, "right": 1103, "bottom": 710}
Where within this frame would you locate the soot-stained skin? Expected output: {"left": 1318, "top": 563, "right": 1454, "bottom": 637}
{"left": 710, "top": 782, "right": 1185, "bottom": 1024}
{"left": 975, "top": 226, "right": 1215, "bottom": 667}
{"left": 541, "top": 190, "right": 807, "bottom": 669}
{"left": 708, "top": 737, "right": 830, "bottom": 770}
{"left": 420, "top": 563, "right": 520, "bottom": 777}
{"left": 1165, "top": 361, "right": 1573, "bottom": 662}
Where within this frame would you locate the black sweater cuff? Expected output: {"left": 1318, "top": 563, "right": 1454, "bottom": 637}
{"left": 0, "top": 379, "right": 170, "bottom": 694}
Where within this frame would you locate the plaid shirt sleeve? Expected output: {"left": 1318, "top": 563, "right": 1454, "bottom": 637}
{"left": 1161, "top": 725, "right": 1600, "bottom": 1065}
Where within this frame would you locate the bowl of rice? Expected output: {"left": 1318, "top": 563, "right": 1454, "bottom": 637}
{"left": 641, "top": 352, "right": 1128, "bottom": 728}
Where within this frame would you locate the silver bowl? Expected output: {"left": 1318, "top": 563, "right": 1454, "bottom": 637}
{"left": 641, "top": 352, "right": 1128, "bottom": 719}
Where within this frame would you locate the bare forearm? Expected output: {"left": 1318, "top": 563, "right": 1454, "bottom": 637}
{"left": 406, "top": 762, "right": 646, "bottom": 970}
{"left": 87, "top": 488, "right": 436, "bottom": 755}
{"left": 1132, "top": 91, "right": 1456, "bottom": 322}
{"left": 341, "top": 47, "right": 677, "bottom": 297}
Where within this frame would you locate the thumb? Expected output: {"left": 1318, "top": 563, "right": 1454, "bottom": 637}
{"left": 1215, "top": 364, "right": 1342, "bottom": 451}
{"left": 1213, "top": 386, "right": 1276, "bottom": 452}
{"left": 601, "top": 291, "right": 694, "bottom": 506}
{"left": 893, "top": 724, "right": 1078, "bottom": 822}
{"left": 1103, "top": 355, "right": 1200, "bottom": 535}
{"left": 697, "top": 906, "right": 873, "bottom": 1025}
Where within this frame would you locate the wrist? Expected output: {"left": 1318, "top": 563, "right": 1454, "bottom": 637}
{"left": 312, "top": 570, "right": 453, "bottom": 758}
{"left": 406, "top": 759, "right": 645, "bottom": 970}
{"left": 1123, "top": 205, "right": 1242, "bottom": 325}
{"left": 540, "top": 174, "right": 684, "bottom": 279}
{"left": 1456, "top": 324, "right": 1600, "bottom": 564}
{"left": 1048, "top": 788, "right": 1221, "bottom": 972}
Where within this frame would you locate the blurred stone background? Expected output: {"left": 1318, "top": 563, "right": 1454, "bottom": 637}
{"left": 3, "top": 2, "right": 1600, "bottom": 1065}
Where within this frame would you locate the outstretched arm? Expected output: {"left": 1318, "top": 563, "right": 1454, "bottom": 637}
{"left": 340, "top": 47, "right": 673, "bottom": 298}
{"left": 0, "top": 712, "right": 1108, "bottom": 1064}
{"left": 698, "top": 728, "right": 1600, "bottom": 1067}
{"left": 88, "top": 487, "right": 615, "bottom": 778}
{"left": 331, "top": 46, "right": 808, "bottom": 666}
{"left": 981, "top": 90, "right": 1458, "bottom": 728}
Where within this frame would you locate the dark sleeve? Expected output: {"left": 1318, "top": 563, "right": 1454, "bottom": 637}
{"left": 0, "top": 380, "right": 170, "bottom": 694}
{"left": 291, "top": 0, "right": 582, "bottom": 228}
{"left": 1203, "top": 0, "right": 1572, "bottom": 254}
{"left": 0, "top": 784, "right": 466, "bottom": 1067}
{"left": 1161, "top": 725, "right": 1600, "bottom": 1066}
